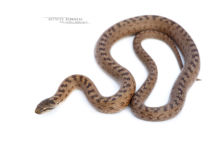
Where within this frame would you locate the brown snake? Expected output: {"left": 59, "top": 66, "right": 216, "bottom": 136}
{"left": 35, "top": 15, "right": 200, "bottom": 121}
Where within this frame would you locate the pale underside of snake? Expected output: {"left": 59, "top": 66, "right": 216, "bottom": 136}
{"left": 35, "top": 15, "right": 200, "bottom": 121}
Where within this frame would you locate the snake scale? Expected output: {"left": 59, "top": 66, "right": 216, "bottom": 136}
{"left": 35, "top": 15, "right": 200, "bottom": 121}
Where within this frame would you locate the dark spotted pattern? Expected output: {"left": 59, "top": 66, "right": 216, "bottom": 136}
{"left": 129, "top": 17, "right": 200, "bottom": 121}
{"left": 35, "top": 15, "right": 200, "bottom": 121}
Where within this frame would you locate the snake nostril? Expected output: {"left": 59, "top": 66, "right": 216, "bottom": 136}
{"left": 35, "top": 109, "right": 41, "bottom": 114}
{"left": 35, "top": 106, "right": 44, "bottom": 114}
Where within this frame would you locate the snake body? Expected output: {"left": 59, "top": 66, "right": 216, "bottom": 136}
{"left": 35, "top": 15, "right": 200, "bottom": 121}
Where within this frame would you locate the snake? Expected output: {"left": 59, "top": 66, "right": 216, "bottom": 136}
{"left": 35, "top": 15, "right": 200, "bottom": 121}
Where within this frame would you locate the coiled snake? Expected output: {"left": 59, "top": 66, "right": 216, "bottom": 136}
{"left": 35, "top": 15, "right": 200, "bottom": 121}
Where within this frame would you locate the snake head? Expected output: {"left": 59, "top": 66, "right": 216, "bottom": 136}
{"left": 35, "top": 98, "right": 56, "bottom": 114}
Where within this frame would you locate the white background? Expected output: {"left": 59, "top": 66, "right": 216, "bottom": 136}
{"left": 0, "top": 0, "right": 219, "bottom": 147}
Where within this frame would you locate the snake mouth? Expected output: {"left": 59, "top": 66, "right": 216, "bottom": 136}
{"left": 35, "top": 106, "right": 54, "bottom": 114}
